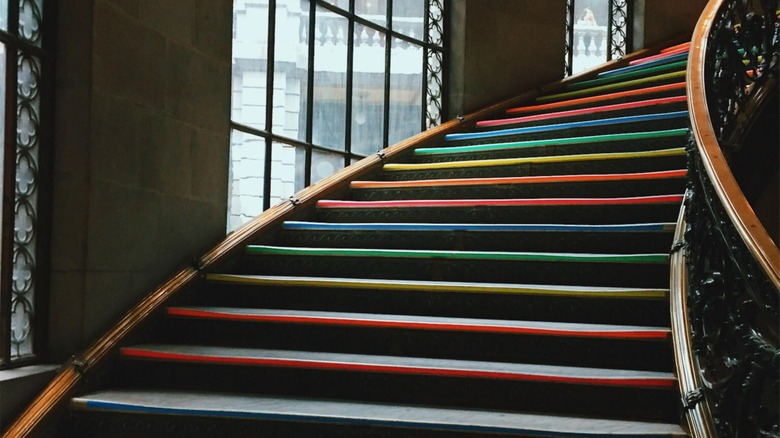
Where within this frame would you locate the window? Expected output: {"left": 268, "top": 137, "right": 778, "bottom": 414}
{"left": 0, "top": 0, "right": 52, "bottom": 368}
{"left": 229, "top": 0, "right": 446, "bottom": 230}
{"left": 565, "top": 0, "right": 631, "bottom": 76}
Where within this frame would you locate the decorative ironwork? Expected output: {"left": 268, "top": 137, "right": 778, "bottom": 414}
{"left": 565, "top": 0, "right": 575, "bottom": 76}
{"left": 18, "top": 0, "right": 44, "bottom": 46}
{"left": 684, "top": 136, "right": 779, "bottom": 437}
{"left": 425, "top": 0, "right": 444, "bottom": 129}
{"left": 706, "top": 0, "right": 779, "bottom": 148}
{"left": 10, "top": 51, "right": 42, "bottom": 359}
{"left": 608, "top": 0, "right": 630, "bottom": 59}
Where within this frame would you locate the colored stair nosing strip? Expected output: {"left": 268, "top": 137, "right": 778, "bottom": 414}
{"left": 350, "top": 169, "right": 688, "bottom": 190}
{"left": 281, "top": 221, "right": 678, "bottom": 233}
{"left": 660, "top": 41, "right": 691, "bottom": 53}
{"left": 629, "top": 47, "right": 689, "bottom": 66}
{"left": 245, "top": 245, "right": 670, "bottom": 264}
{"left": 166, "top": 307, "right": 671, "bottom": 340}
{"left": 416, "top": 128, "right": 688, "bottom": 156}
{"left": 443, "top": 111, "right": 688, "bottom": 142}
{"left": 597, "top": 53, "right": 688, "bottom": 78}
{"left": 536, "top": 71, "right": 687, "bottom": 103}
{"left": 384, "top": 147, "right": 686, "bottom": 172}
{"left": 205, "top": 274, "right": 670, "bottom": 299}
{"left": 476, "top": 96, "right": 687, "bottom": 128}
{"left": 71, "top": 390, "right": 688, "bottom": 437}
{"left": 317, "top": 194, "right": 684, "bottom": 209}
{"left": 120, "top": 345, "right": 677, "bottom": 388}
{"left": 565, "top": 61, "right": 687, "bottom": 91}
{"left": 506, "top": 82, "right": 686, "bottom": 115}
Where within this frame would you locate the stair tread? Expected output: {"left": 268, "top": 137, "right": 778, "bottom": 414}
{"left": 167, "top": 306, "right": 671, "bottom": 339}
{"left": 352, "top": 169, "right": 687, "bottom": 189}
{"left": 71, "top": 389, "right": 688, "bottom": 437}
{"left": 566, "top": 61, "right": 687, "bottom": 91}
{"left": 282, "top": 221, "right": 677, "bottom": 232}
{"left": 317, "top": 194, "right": 683, "bottom": 209}
{"left": 120, "top": 344, "right": 676, "bottom": 387}
{"left": 506, "top": 82, "right": 686, "bottom": 115}
{"left": 444, "top": 111, "right": 688, "bottom": 142}
{"left": 477, "top": 96, "right": 687, "bottom": 128}
{"left": 246, "top": 244, "right": 669, "bottom": 263}
{"left": 599, "top": 52, "right": 688, "bottom": 78}
{"left": 536, "top": 71, "right": 687, "bottom": 103}
{"left": 417, "top": 129, "right": 688, "bottom": 156}
{"left": 206, "top": 273, "right": 669, "bottom": 299}
{"left": 383, "top": 148, "right": 686, "bottom": 172}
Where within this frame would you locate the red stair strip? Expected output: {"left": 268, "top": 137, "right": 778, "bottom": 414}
{"left": 477, "top": 96, "right": 686, "bottom": 128}
{"left": 505, "top": 83, "right": 686, "bottom": 115}
{"left": 317, "top": 195, "right": 684, "bottom": 209}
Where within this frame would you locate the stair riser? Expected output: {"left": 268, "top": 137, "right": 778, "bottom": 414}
{"left": 350, "top": 179, "right": 686, "bottom": 201}
{"left": 413, "top": 136, "right": 688, "bottom": 163}
{"left": 196, "top": 283, "right": 671, "bottom": 326}
{"left": 163, "top": 318, "right": 674, "bottom": 371}
{"left": 443, "top": 117, "right": 689, "bottom": 146}
{"left": 316, "top": 203, "right": 682, "bottom": 225}
{"left": 113, "top": 360, "right": 680, "bottom": 423}
{"left": 478, "top": 101, "right": 688, "bottom": 131}
{"left": 381, "top": 155, "right": 686, "bottom": 180}
{"left": 239, "top": 256, "right": 671, "bottom": 288}
{"left": 278, "top": 230, "right": 676, "bottom": 254}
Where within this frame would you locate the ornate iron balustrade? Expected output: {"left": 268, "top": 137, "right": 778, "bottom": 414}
{"left": 682, "top": 0, "right": 779, "bottom": 436}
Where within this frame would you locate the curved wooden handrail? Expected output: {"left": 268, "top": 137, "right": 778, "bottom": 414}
{"left": 1, "top": 37, "right": 688, "bottom": 438}
{"left": 687, "top": 0, "right": 780, "bottom": 289}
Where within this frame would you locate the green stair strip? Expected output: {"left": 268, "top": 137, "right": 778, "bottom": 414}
{"left": 246, "top": 245, "right": 670, "bottom": 264}
{"left": 414, "top": 128, "right": 688, "bottom": 156}
{"left": 565, "top": 61, "right": 687, "bottom": 91}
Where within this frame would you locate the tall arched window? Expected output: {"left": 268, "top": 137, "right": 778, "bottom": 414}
{"left": 229, "top": 0, "right": 446, "bottom": 230}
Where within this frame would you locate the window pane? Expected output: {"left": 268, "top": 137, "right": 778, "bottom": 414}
{"left": 393, "top": 0, "right": 424, "bottom": 40}
{"left": 0, "top": 0, "right": 7, "bottom": 30}
{"left": 274, "top": 0, "right": 308, "bottom": 141}
{"left": 228, "top": 130, "right": 265, "bottom": 231}
{"left": 356, "top": 0, "right": 386, "bottom": 23}
{"left": 323, "top": 0, "right": 349, "bottom": 11}
{"left": 388, "top": 37, "right": 422, "bottom": 146}
{"left": 311, "top": 149, "right": 344, "bottom": 184}
{"left": 313, "top": 6, "right": 348, "bottom": 150}
{"left": 572, "top": 0, "right": 609, "bottom": 74}
{"left": 269, "top": 141, "right": 300, "bottom": 204}
{"left": 232, "top": 1, "right": 270, "bottom": 129}
{"left": 352, "top": 23, "right": 385, "bottom": 156}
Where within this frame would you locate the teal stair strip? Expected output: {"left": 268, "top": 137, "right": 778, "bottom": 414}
{"left": 443, "top": 111, "right": 688, "bottom": 142}
{"left": 598, "top": 53, "right": 688, "bottom": 78}
{"left": 417, "top": 128, "right": 687, "bottom": 156}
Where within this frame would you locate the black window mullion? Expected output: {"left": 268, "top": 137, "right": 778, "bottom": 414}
{"left": 381, "top": 0, "right": 392, "bottom": 148}
{"left": 262, "top": 0, "right": 277, "bottom": 210}
{"left": 305, "top": 0, "right": 316, "bottom": 187}
{"left": 344, "top": 0, "right": 355, "bottom": 168}
{"left": 607, "top": 0, "right": 614, "bottom": 61}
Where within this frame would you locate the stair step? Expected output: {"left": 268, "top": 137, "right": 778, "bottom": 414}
{"left": 476, "top": 96, "right": 687, "bottom": 129}
{"left": 506, "top": 82, "right": 686, "bottom": 115}
{"left": 415, "top": 129, "right": 688, "bottom": 161}
{"left": 120, "top": 344, "right": 676, "bottom": 388}
{"left": 167, "top": 307, "right": 670, "bottom": 340}
{"left": 70, "top": 390, "right": 688, "bottom": 437}
{"left": 382, "top": 147, "right": 686, "bottom": 180}
{"left": 536, "top": 71, "right": 686, "bottom": 103}
{"left": 278, "top": 221, "right": 676, "bottom": 253}
{"left": 565, "top": 60, "right": 687, "bottom": 91}
{"left": 598, "top": 52, "right": 688, "bottom": 78}
{"left": 315, "top": 194, "right": 683, "bottom": 225}
{"left": 444, "top": 111, "right": 688, "bottom": 144}
{"left": 202, "top": 274, "right": 671, "bottom": 326}
{"left": 350, "top": 169, "right": 686, "bottom": 200}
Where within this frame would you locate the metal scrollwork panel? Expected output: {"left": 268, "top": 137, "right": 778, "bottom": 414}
{"left": 564, "top": 0, "right": 574, "bottom": 76}
{"left": 11, "top": 51, "right": 41, "bottom": 359}
{"left": 425, "top": 0, "right": 444, "bottom": 129}
{"left": 684, "top": 137, "right": 779, "bottom": 437}
{"left": 609, "top": 0, "right": 629, "bottom": 60}
{"left": 18, "top": 0, "right": 43, "bottom": 46}
{"left": 707, "top": 0, "right": 779, "bottom": 146}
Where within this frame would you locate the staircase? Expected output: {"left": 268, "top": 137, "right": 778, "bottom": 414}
{"left": 64, "top": 44, "right": 691, "bottom": 437}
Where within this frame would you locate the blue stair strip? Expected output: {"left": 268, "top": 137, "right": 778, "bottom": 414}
{"left": 282, "top": 221, "right": 676, "bottom": 233}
